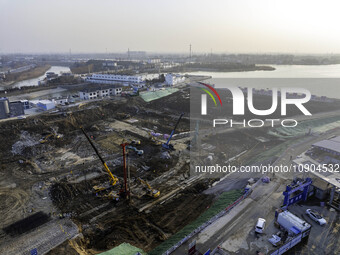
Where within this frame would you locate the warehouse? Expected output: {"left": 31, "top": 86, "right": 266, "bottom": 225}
{"left": 36, "top": 100, "right": 56, "bottom": 111}
{"left": 29, "top": 100, "right": 56, "bottom": 111}
{"left": 312, "top": 139, "right": 340, "bottom": 156}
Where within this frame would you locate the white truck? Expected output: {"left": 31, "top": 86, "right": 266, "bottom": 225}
{"left": 277, "top": 210, "right": 311, "bottom": 234}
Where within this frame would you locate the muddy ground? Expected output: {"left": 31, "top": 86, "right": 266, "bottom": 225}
{"left": 1, "top": 88, "right": 340, "bottom": 254}
{"left": 0, "top": 89, "right": 212, "bottom": 254}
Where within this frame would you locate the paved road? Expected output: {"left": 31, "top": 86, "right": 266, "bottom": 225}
{"left": 173, "top": 125, "right": 340, "bottom": 255}
{"left": 288, "top": 203, "right": 340, "bottom": 255}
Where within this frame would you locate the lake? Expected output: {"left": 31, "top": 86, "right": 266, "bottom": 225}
{"left": 185, "top": 64, "right": 340, "bottom": 98}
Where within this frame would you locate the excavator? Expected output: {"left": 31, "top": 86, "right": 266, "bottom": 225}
{"left": 138, "top": 178, "right": 160, "bottom": 198}
{"left": 40, "top": 130, "right": 61, "bottom": 144}
{"left": 81, "top": 128, "right": 120, "bottom": 201}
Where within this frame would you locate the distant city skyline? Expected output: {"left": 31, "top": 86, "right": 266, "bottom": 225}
{"left": 1, "top": 0, "right": 340, "bottom": 54}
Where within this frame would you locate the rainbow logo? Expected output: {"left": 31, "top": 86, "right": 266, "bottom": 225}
{"left": 198, "top": 82, "right": 223, "bottom": 106}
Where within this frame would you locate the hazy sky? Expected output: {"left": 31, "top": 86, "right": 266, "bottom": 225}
{"left": 1, "top": 0, "right": 340, "bottom": 54}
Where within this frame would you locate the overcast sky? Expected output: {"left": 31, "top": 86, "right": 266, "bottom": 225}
{"left": 1, "top": 0, "right": 340, "bottom": 54}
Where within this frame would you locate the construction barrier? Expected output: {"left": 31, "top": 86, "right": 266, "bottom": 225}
{"left": 162, "top": 189, "right": 252, "bottom": 255}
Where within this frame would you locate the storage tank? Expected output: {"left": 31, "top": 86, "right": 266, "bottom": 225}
{"left": 277, "top": 210, "right": 311, "bottom": 234}
{"left": 0, "top": 97, "right": 10, "bottom": 119}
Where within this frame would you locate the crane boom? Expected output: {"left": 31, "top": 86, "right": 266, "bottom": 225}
{"left": 162, "top": 112, "right": 184, "bottom": 150}
{"left": 81, "top": 128, "right": 118, "bottom": 186}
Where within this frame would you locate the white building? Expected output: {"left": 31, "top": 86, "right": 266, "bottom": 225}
{"left": 102, "top": 62, "right": 117, "bottom": 67}
{"left": 20, "top": 100, "right": 30, "bottom": 109}
{"left": 86, "top": 74, "right": 144, "bottom": 84}
{"left": 30, "top": 100, "right": 56, "bottom": 111}
{"left": 143, "top": 73, "right": 160, "bottom": 80}
{"left": 53, "top": 98, "right": 68, "bottom": 106}
{"left": 86, "top": 73, "right": 160, "bottom": 84}
{"left": 147, "top": 59, "right": 161, "bottom": 64}
{"left": 79, "top": 86, "right": 122, "bottom": 100}
{"left": 165, "top": 73, "right": 185, "bottom": 86}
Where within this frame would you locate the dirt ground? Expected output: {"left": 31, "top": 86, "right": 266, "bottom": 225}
{"left": 0, "top": 89, "right": 213, "bottom": 254}
{"left": 1, "top": 87, "right": 340, "bottom": 254}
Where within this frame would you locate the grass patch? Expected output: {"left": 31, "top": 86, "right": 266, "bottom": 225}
{"left": 149, "top": 189, "right": 243, "bottom": 255}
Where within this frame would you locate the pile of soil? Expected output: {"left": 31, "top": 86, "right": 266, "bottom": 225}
{"left": 49, "top": 179, "right": 213, "bottom": 253}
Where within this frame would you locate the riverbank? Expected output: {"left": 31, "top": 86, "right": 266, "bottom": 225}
{"left": 0, "top": 64, "right": 51, "bottom": 87}
{"left": 182, "top": 65, "right": 275, "bottom": 72}
{"left": 166, "top": 63, "right": 275, "bottom": 74}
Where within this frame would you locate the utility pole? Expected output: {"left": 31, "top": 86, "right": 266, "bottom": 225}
{"left": 127, "top": 151, "right": 131, "bottom": 202}
{"left": 120, "top": 143, "right": 130, "bottom": 200}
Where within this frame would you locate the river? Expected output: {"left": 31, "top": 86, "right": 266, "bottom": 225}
{"left": 10, "top": 66, "right": 71, "bottom": 89}
{"left": 186, "top": 64, "right": 340, "bottom": 98}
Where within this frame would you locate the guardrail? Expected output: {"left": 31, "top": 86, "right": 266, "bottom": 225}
{"left": 162, "top": 189, "right": 252, "bottom": 255}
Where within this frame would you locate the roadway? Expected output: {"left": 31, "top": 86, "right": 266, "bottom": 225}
{"left": 173, "top": 122, "right": 340, "bottom": 255}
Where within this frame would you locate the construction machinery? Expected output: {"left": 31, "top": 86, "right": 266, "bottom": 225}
{"left": 81, "top": 128, "right": 120, "bottom": 200}
{"left": 149, "top": 132, "right": 162, "bottom": 145}
{"left": 138, "top": 178, "right": 160, "bottom": 198}
{"left": 130, "top": 140, "right": 141, "bottom": 145}
{"left": 126, "top": 145, "right": 144, "bottom": 156}
{"left": 162, "top": 112, "right": 184, "bottom": 150}
{"left": 120, "top": 143, "right": 130, "bottom": 199}
{"left": 40, "top": 129, "right": 61, "bottom": 144}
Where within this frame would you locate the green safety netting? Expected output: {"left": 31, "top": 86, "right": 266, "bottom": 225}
{"left": 140, "top": 88, "right": 179, "bottom": 102}
{"left": 99, "top": 243, "right": 146, "bottom": 255}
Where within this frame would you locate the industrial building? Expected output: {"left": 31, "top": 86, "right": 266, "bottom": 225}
{"left": 312, "top": 178, "right": 330, "bottom": 200}
{"left": 165, "top": 73, "right": 185, "bottom": 86}
{"left": 312, "top": 139, "right": 340, "bottom": 156}
{"left": 0, "top": 98, "right": 25, "bottom": 119}
{"left": 9, "top": 101, "right": 25, "bottom": 117}
{"left": 86, "top": 73, "right": 160, "bottom": 85}
{"left": 53, "top": 98, "right": 68, "bottom": 106}
{"left": 292, "top": 137, "right": 340, "bottom": 211}
{"left": 311, "top": 171, "right": 340, "bottom": 210}
{"left": 30, "top": 100, "right": 56, "bottom": 111}
{"left": 86, "top": 74, "right": 144, "bottom": 84}
{"left": 79, "top": 85, "right": 122, "bottom": 100}
{"left": 0, "top": 98, "right": 10, "bottom": 119}
{"left": 292, "top": 161, "right": 340, "bottom": 210}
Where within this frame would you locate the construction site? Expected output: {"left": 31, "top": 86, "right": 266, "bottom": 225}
{"left": 3, "top": 0, "right": 340, "bottom": 253}
{"left": 1, "top": 81, "right": 340, "bottom": 255}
